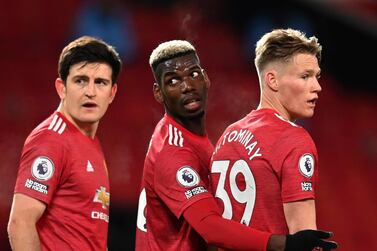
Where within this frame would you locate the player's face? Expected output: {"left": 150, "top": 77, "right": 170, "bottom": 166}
{"left": 275, "top": 53, "right": 321, "bottom": 121}
{"left": 154, "top": 53, "right": 210, "bottom": 121}
{"left": 55, "top": 62, "right": 117, "bottom": 130}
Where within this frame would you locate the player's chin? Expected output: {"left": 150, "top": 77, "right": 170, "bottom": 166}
{"left": 293, "top": 108, "right": 314, "bottom": 120}
{"left": 185, "top": 109, "right": 205, "bottom": 119}
{"left": 301, "top": 109, "right": 315, "bottom": 118}
{"left": 78, "top": 114, "right": 103, "bottom": 124}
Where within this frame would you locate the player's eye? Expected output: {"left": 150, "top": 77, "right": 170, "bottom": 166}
{"left": 301, "top": 74, "right": 309, "bottom": 80}
{"left": 191, "top": 71, "right": 199, "bottom": 78}
{"left": 168, "top": 78, "right": 179, "bottom": 86}
{"left": 95, "top": 79, "right": 108, "bottom": 86}
{"left": 75, "top": 78, "right": 87, "bottom": 85}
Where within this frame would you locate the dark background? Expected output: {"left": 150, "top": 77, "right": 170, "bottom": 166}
{"left": 0, "top": 0, "right": 376, "bottom": 250}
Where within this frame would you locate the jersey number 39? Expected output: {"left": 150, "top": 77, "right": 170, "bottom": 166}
{"left": 211, "top": 160, "right": 256, "bottom": 226}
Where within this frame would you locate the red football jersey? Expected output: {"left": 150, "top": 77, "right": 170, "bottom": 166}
{"left": 210, "top": 109, "right": 318, "bottom": 234}
{"left": 135, "top": 114, "right": 214, "bottom": 251}
{"left": 14, "top": 111, "right": 110, "bottom": 250}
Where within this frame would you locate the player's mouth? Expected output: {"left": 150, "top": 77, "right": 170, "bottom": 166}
{"left": 183, "top": 96, "right": 201, "bottom": 111}
{"left": 82, "top": 102, "right": 98, "bottom": 109}
{"left": 307, "top": 98, "right": 318, "bottom": 107}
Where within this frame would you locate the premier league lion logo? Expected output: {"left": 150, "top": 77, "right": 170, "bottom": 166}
{"left": 182, "top": 170, "right": 194, "bottom": 183}
{"left": 176, "top": 166, "right": 199, "bottom": 187}
{"left": 32, "top": 156, "right": 54, "bottom": 181}
{"left": 304, "top": 157, "right": 312, "bottom": 172}
{"left": 299, "top": 154, "right": 314, "bottom": 178}
{"left": 37, "top": 161, "right": 49, "bottom": 175}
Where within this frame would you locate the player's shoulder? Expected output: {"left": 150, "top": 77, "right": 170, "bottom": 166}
{"left": 163, "top": 121, "right": 186, "bottom": 148}
{"left": 262, "top": 111, "right": 309, "bottom": 135}
{"left": 147, "top": 117, "right": 188, "bottom": 162}
{"left": 271, "top": 114, "right": 313, "bottom": 140}
{"left": 274, "top": 119, "right": 316, "bottom": 150}
{"left": 226, "top": 109, "right": 312, "bottom": 140}
{"left": 25, "top": 113, "right": 70, "bottom": 146}
{"left": 157, "top": 114, "right": 205, "bottom": 149}
{"left": 152, "top": 117, "right": 186, "bottom": 151}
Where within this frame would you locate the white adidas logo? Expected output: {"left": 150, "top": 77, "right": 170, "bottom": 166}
{"left": 87, "top": 160, "right": 94, "bottom": 172}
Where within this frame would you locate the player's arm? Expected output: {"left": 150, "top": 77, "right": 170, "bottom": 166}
{"left": 184, "top": 197, "right": 338, "bottom": 251}
{"left": 278, "top": 130, "right": 319, "bottom": 234}
{"left": 8, "top": 193, "right": 46, "bottom": 251}
{"left": 283, "top": 199, "right": 317, "bottom": 234}
{"left": 183, "top": 197, "right": 272, "bottom": 251}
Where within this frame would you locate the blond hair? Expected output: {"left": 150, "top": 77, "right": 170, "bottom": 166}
{"left": 149, "top": 40, "right": 196, "bottom": 71}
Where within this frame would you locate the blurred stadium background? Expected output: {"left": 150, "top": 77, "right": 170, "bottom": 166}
{"left": 0, "top": 0, "right": 376, "bottom": 250}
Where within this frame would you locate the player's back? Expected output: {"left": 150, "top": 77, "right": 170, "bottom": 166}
{"left": 136, "top": 114, "right": 213, "bottom": 251}
{"left": 210, "top": 108, "right": 317, "bottom": 234}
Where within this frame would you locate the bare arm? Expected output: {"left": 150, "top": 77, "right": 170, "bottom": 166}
{"left": 8, "top": 193, "right": 46, "bottom": 251}
{"left": 283, "top": 199, "right": 317, "bottom": 234}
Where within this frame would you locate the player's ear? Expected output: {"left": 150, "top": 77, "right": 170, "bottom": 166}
{"left": 55, "top": 78, "right": 66, "bottom": 99}
{"left": 153, "top": 83, "right": 163, "bottom": 103}
{"left": 108, "top": 83, "right": 117, "bottom": 104}
{"left": 202, "top": 69, "right": 211, "bottom": 88}
{"left": 265, "top": 70, "right": 278, "bottom": 91}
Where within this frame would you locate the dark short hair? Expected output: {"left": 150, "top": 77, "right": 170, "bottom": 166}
{"left": 58, "top": 36, "right": 122, "bottom": 84}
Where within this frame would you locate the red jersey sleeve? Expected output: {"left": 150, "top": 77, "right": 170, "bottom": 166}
{"left": 14, "top": 132, "right": 66, "bottom": 205}
{"left": 277, "top": 128, "right": 318, "bottom": 203}
{"left": 154, "top": 145, "right": 212, "bottom": 218}
{"left": 184, "top": 197, "right": 271, "bottom": 251}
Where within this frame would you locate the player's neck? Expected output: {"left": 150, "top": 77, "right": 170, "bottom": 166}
{"left": 75, "top": 122, "right": 98, "bottom": 139}
{"left": 57, "top": 106, "right": 98, "bottom": 139}
{"left": 173, "top": 115, "right": 206, "bottom": 136}
{"left": 258, "top": 96, "right": 292, "bottom": 121}
{"left": 184, "top": 119, "right": 205, "bottom": 136}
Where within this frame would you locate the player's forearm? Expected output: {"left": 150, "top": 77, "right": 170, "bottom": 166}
{"left": 196, "top": 214, "right": 271, "bottom": 251}
{"left": 184, "top": 198, "right": 272, "bottom": 251}
{"left": 283, "top": 200, "right": 317, "bottom": 234}
{"left": 8, "top": 220, "right": 41, "bottom": 251}
{"left": 288, "top": 220, "right": 317, "bottom": 234}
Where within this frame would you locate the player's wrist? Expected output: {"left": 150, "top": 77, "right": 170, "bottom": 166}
{"left": 267, "top": 234, "right": 285, "bottom": 251}
{"left": 284, "top": 233, "right": 295, "bottom": 251}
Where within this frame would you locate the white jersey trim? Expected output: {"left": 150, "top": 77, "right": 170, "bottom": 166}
{"left": 168, "top": 124, "right": 184, "bottom": 147}
{"left": 274, "top": 113, "right": 298, "bottom": 127}
{"left": 48, "top": 114, "right": 67, "bottom": 135}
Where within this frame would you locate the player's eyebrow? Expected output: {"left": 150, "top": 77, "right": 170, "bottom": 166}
{"left": 72, "top": 74, "right": 89, "bottom": 80}
{"left": 94, "top": 77, "right": 111, "bottom": 84}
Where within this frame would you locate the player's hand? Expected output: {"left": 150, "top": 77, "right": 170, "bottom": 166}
{"left": 285, "top": 229, "right": 338, "bottom": 251}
